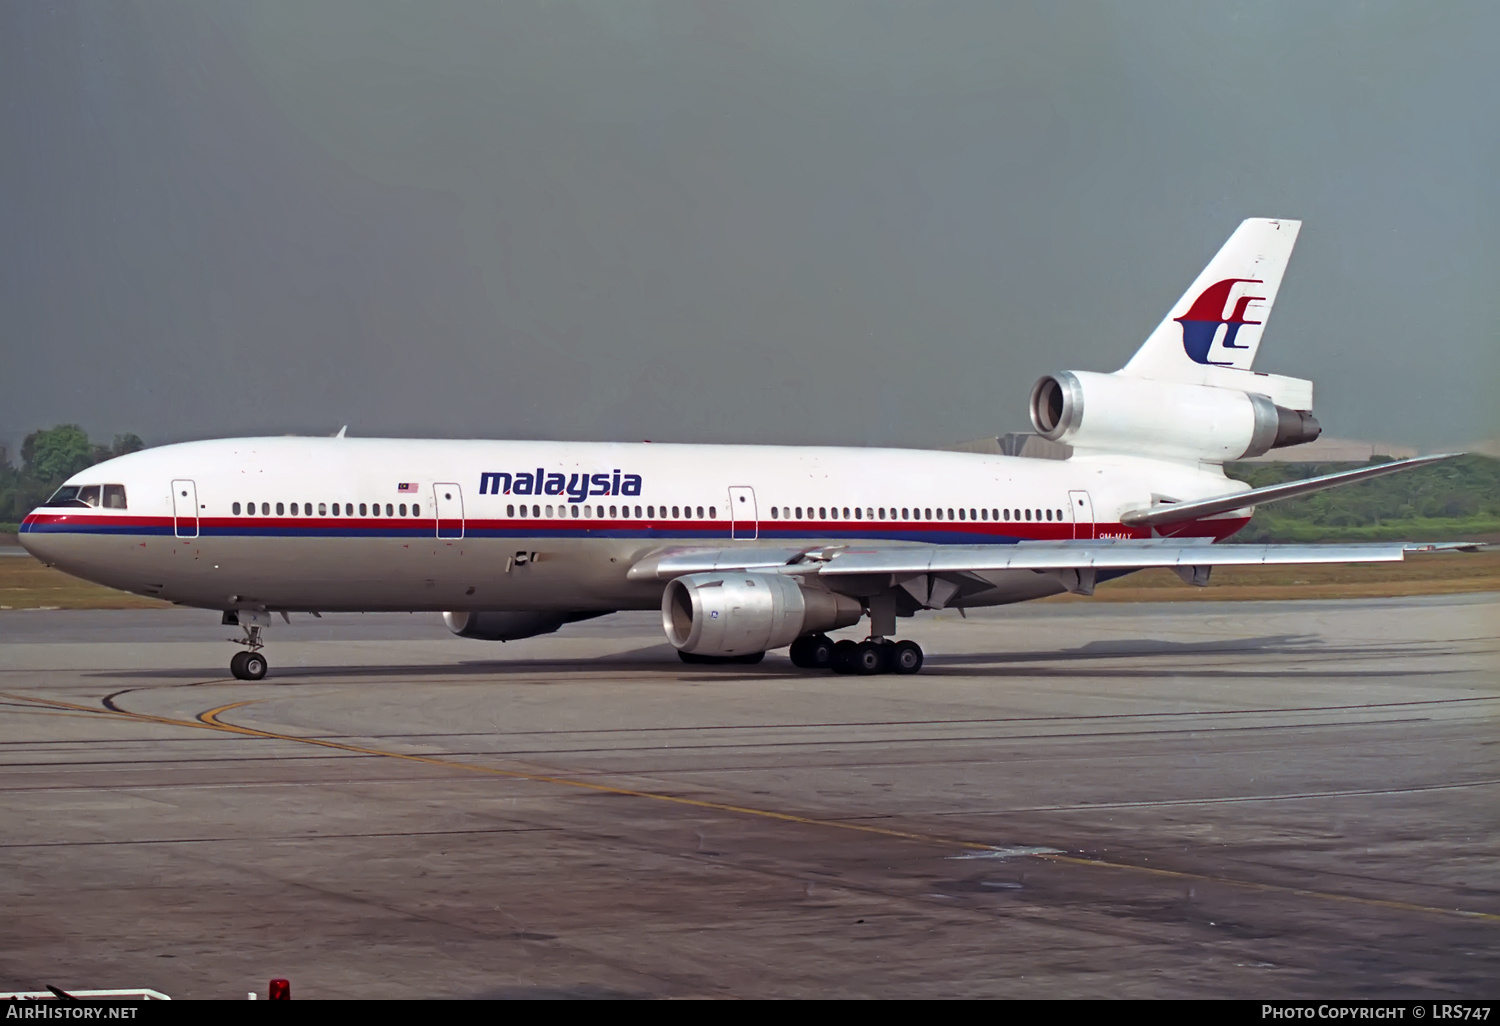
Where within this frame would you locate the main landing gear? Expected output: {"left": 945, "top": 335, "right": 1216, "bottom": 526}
{"left": 788, "top": 634, "right": 923, "bottom": 675}
{"left": 224, "top": 610, "right": 270, "bottom": 681}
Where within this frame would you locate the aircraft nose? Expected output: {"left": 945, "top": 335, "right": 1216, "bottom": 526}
{"left": 17, "top": 512, "right": 70, "bottom": 565}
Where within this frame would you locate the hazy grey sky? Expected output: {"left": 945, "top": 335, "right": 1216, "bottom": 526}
{"left": 2, "top": 1, "right": 1495, "bottom": 455}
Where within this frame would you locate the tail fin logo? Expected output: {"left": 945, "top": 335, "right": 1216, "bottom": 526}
{"left": 1175, "top": 278, "right": 1265, "bottom": 365}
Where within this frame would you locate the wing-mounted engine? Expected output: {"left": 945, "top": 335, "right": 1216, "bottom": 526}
{"left": 444, "top": 610, "right": 610, "bottom": 641}
{"left": 662, "top": 573, "right": 862, "bottom": 657}
{"left": 1029, "top": 370, "right": 1320, "bottom": 463}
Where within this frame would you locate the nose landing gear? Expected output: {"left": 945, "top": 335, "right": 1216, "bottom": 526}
{"left": 230, "top": 649, "right": 268, "bottom": 681}
{"left": 223, "top": 610, "right": 271, "bottom": 681}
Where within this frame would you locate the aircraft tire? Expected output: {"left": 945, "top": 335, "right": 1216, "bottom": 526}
{"left": 229, "top": 651, "right": 249, "bottom": 679}
{"left": 789, "top": 634, "right": 835, "bottom": 669}
{"left": 852, "top": 640, "right": 887, "bottom": 675}
{"left": 241, "top": 652, "right": 268, "bottom": 680}
{"left": 890, "top": 640, "right": 923, "bottom": 675}
{"left": 830, "top": 639, "right": 859, "bottom": 674}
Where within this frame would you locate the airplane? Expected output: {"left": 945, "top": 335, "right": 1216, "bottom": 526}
{"left": 18, "top": 218, "right": 1471, "bottom": 681}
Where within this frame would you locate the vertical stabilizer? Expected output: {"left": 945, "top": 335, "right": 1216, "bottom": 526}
{"left": 1120, "top": 218, "right": 1300, "bottom": 381}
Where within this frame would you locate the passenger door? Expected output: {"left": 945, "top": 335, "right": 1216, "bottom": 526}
{"left": 171, "top": 479, "right": 199, "bottom": 539}
{"left": 1069, "top": 490, "right": 1095, "bottom": 540}
{"left": 728, "top": 486, "right": 758, "bottom": 541}
{"left": 434, "top": 482, "right": 465, "bottom": 539}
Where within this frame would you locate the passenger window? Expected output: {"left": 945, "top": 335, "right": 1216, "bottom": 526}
{"left": 398, "top": 504, "right": 407, "bottom": 516}
{"left": 1045, "top": 509, "right": 1052, "bottom": 521}
{"left": 275, "top": 502, "right": 284, "bottom": 516}
{"left": 232, "top": 502, "right": 242, "bottom": 515}
{"left": 300, "top": 503, "right": 309, "bottom": 516}
{"left": 1057, "top": 509, "right": 1063, "bottom": 521}
{"left": 795, "top": 507, "right": 803, "bottom": 519}
{"left": 545, "top": 505, "right": 554, "bottom": 517}
{"left": 410, "top": 503, "right": 420, "bottom": 516}
{"left": 647, "top": 506, "right": 655, "bottom": 518}
{"left": 957, "top": 508, "right": 965, "bottom": 521}
{"left": 359, "top": 503, "right": 367, "bottom": 516}
{"left": 609, "top": 505, "right": 617, "bottom": 517}
{"left": 708, "top": 506, "right": 715, "bottom": 518}
{"left": 318, "top": 503, "right": 328, "bottom": 516}
{"left": 103, "top": 485, "right": 127, "bottom": 509}
{"left": 634, "top": 506, "right": 642, "bottom": 518}
{"left": 771, "top": 507, "right": 779, "bottom": 519}
{"left": 695, "top": 506, "right": 703, "bottom": 518}
{"left": 901, "top": 508, "right": 908, "bottom": 520}
{"left": 1025, "top": 509, "right": 1032, "bottom": 521}
{"left": 289, "top": 503, "right": 298, "bottom": 516}
{"left": 372, "top": 504, "right": 381, "bottom": 516}
{"left": 854, "top": 507, "right": 862, "bottom": 520}
{"left": 384, "top": 504, "right": 393, "bottom": 516}
{"left": 672, "top": 506, "right": 680, "bottom": 518}
{"left": 330, "top": 503, "right": 340, "bottom": 516}
{"left": 518, "top": 505, "right": 527, "bottom": 517}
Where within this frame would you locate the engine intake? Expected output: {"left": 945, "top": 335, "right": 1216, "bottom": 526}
{"left": 1029, "top": 370, "right": 1319, "bottom": 461}
{"left": 662, "top": 573, "right": 863, "bottom": 657}
{"left": 444, "top": 610, "right": 609, "bottom": 641}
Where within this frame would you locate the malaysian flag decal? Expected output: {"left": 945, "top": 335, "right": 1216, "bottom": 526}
{"left": 397, "top": 483, "right": 419, "bottom": 493}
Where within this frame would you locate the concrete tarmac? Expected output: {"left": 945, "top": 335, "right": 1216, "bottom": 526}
{"left": 0, "top": 595, "right": 1496, "bottom": 998}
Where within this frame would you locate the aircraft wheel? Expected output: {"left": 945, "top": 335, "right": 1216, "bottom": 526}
{"left": 229, "top": 651, "right": 249, "bottom": 679}
{"left": 852, "top": 640, "right": 887, "bottom": 675}
{"left": 789, "top": 634, "right": 834, "bottom": 669}
{"left": 241, "top": 652, "right": 268, "bottom": 680}
{"left": 830, "top": 639, "right": 859, "bottom": 674}
{"left": 889, "top": 640, "right": 924, "bottom": 675}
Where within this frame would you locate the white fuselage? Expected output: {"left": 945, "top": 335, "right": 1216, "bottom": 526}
{"left": 19, "top": 437, "right": 1248, "bottom": 614}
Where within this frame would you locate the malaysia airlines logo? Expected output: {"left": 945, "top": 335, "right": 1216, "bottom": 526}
{"left": 479, "top": 469, "right": 642, "bottom": 502}
{"left": 1175, "top": 278, "right": 1265, "bottom": 365}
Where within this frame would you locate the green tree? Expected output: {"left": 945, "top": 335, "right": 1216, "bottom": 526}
{"left": 22, "top": 425, "right": 94, "bottom": 483}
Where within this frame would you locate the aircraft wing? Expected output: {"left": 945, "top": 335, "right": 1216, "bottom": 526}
{"left": 629, "top": 538, "right": 1480, "bottom": 582}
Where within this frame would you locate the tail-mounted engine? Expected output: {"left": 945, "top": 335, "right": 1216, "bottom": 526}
{"left": 662, "top": 573, "right": 863, "bottom": 657}
{"left": 1029, "top": 370, "right": 1320, "bottom": 462}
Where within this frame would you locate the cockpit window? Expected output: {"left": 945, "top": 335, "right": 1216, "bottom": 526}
{"left": 40, "top": 486, "right": 88, "bottom": 508}
{"left": 39, "top": 484, "right": 128, "bottom": 509}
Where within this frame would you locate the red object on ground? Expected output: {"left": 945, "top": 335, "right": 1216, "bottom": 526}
{"left": 269, "top": 978, "right": 290, "bottom": 1000}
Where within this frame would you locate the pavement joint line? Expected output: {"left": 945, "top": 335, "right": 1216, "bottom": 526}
{"left": 5, "top": 689, "right": 1497, "bottom": 925}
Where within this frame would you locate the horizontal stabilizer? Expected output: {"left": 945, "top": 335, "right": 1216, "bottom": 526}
{"left": 1119, "top": 453, "right": 1460, "bottom": 528}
